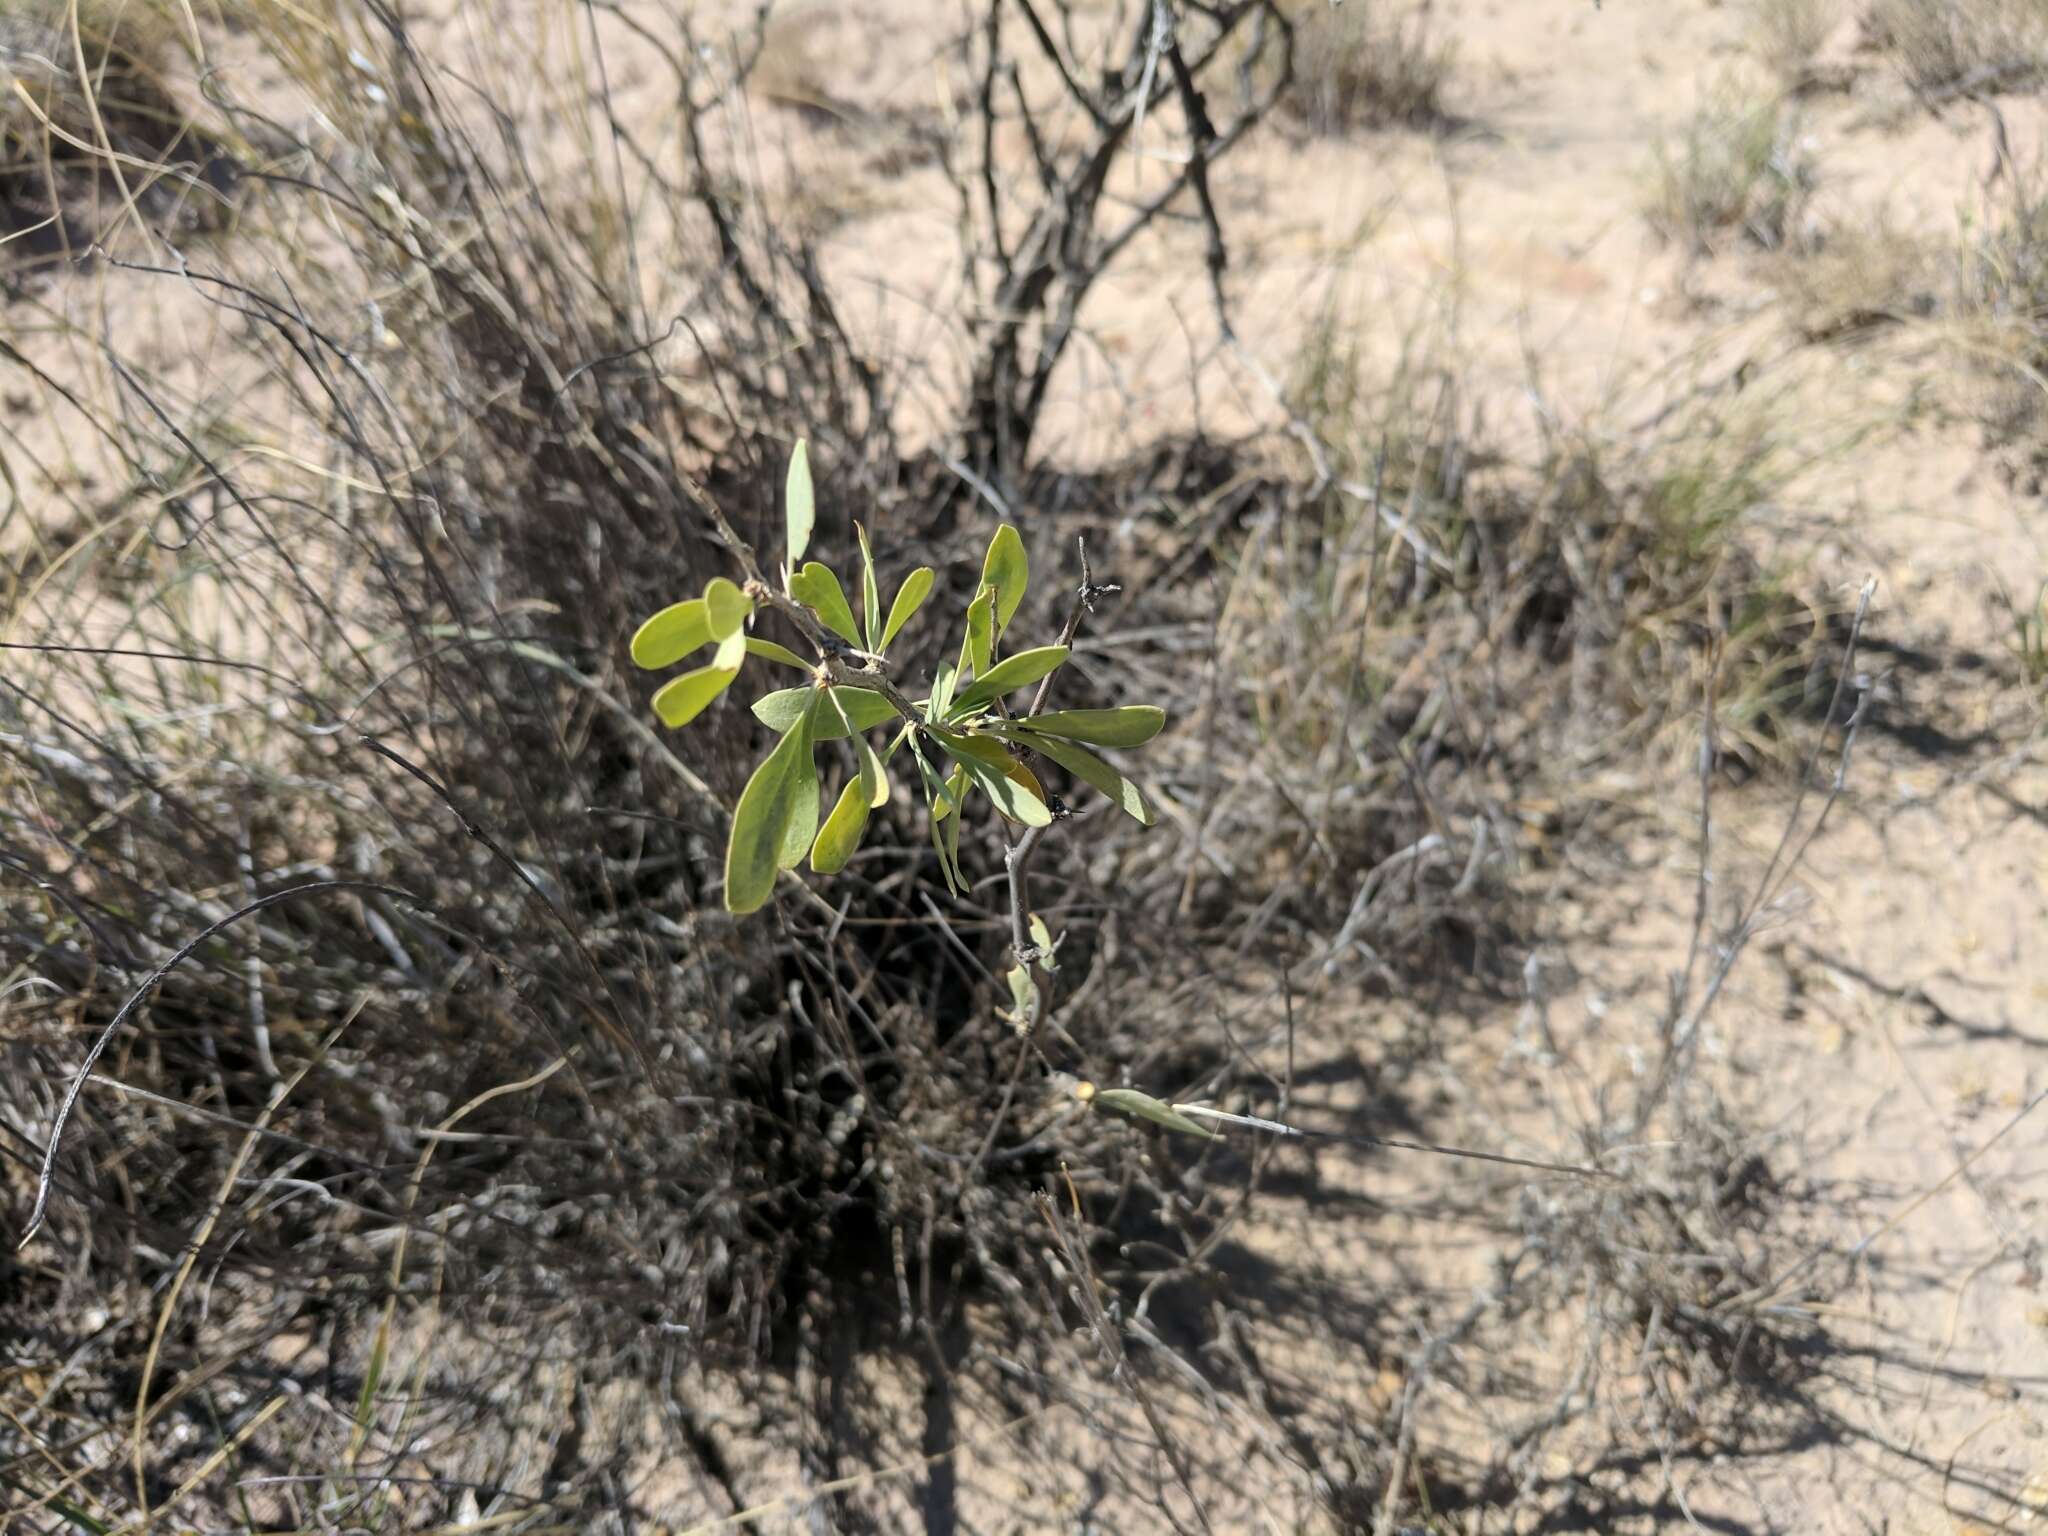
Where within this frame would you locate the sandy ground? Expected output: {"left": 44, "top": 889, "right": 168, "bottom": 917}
{"left": 8, "top": 0, "right": 2048, "bottom": 1529}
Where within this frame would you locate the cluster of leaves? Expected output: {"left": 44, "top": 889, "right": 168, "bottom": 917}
{"left": 633, "top": 444, "right": 1167, "bottom": 915}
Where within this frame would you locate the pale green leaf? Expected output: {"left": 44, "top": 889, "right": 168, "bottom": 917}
{"left": 882, "top": 566, "right": 935, "bottom": 652}
{"left": 1091, "top": 1087, "right": 1223, "bottom": 1140}
{"left": 856, "top": 522, "right": 881, "bottom": 652}
{"left": 726, "top": 694, "right": 821, "bottom": 914}
{"left": 1001, "top": 726, "right": 1155, "bottom": 825}
{"left": 830, "top": 689, "right": 892, "bottom": 810}
{"left": 948, "top": 645, "right": 1069, "bottom": 716}
{"left": 704, "top": 577, "right": 752, "bottom": 641}
{"left": 745, "top": 637, "right": 810, "bottom": 670}
{"left": 651, "top": 662, "right": 740, "bottom": 728}
{"left": 963, "top": 586, "right": 994, "bottom": 677}
{"left": 786, "top": 438, "right": 814, "bottom": 567}
{"left": 779, "top": 726, "right": 821, "bottom": 872}
{"left": 944, "top": 766, "right": 966, "bottom": 882}
{"left": 982, "top": 523, "right": 1028, "bottom": 636}
{"left": 810, "top": 777, "right": 869, "bottom": 874}
{"left": 934, "top": 729, "right": 1051, "bottom": 826}
{"left": 631, "top": 599, "right": 711, "bottom": 669}
{"left": 909, "top": 744, "right": 961, "bottom": 894}
{"left": 927, "top": 656, "right": 958, "bottom": 724}
{"left": 789, "top": 562, "right": 861, "bottom": 647}
{"left": 1002, "top": 963, "right": 1038, "bottom": 1026}
{"left": 1015, "top": 705, "right": 1166, "bottom": 747}
{"left": 1029, "top": 913, "right": 1058, "bottom": 970}
{"left": 755, "top": 686, "right": 898, "bottom": 737}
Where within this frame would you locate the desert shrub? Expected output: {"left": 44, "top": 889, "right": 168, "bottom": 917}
{"left": 0, "top": 0, "right": 1326, "bottom": 1529}
{"left": 1283, "top": 0, "right": 1454, "bottom": 135}
{"left": 1646, "top": 81, "right": 1817, "bottom": 255}
{"left": 1864, "top": 0, "right": 2048, "bottom": 96}
{"left": 0, "top": 0, "right": 1860, "bottom": 1530}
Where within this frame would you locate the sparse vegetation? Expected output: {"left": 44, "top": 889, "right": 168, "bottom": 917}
{"left": 1646, "top": 79, "right": 1817, "bottom": 254}
{"left": 0, "top": 0, "right": 223, "bottom": 264}
{"left": 1775, "top": 212, "right": 1935, "bottom": 339}
{"left": 1282, "top": 0, "right": 1455, "bottom": 135}
{"left": 1865, "top": 0, "right": 2048, "bottom": 96}
{"left": 1746, "top": 0, "right": 1842, "bottom": 88}
{"left": 2, "top": 0, "right": 2038, "bottom": 1531}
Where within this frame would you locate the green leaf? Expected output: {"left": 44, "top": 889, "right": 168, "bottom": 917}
{"left": 755, "top": 685, "right": 898, "bottom": 737}
{"left": 908, "top": 743, "right": 962, "bottom": 894}
{"left": 705, "top": 577, "right": 752, "bottom": 641}
{"left": 856, "top": 522, "right": 881, "bottom": 652}
{"left": 944, "top": 765, "right": 967, "bottom": 881}
{"left": 1029, "top": 913, "right": 1058, "bottom": 970}
{"left": 632, "top": 599, "right": 713, "bottom": 669}
{"left": 789, "top": 562, "right": 861, "bottom": 647}
{"left": 1015, "top": 705, "right": 1166, "bottom": 748}
{"left": 927, "top": 656, "right": 958, "bottom": 724}
{"left": 882, "top": 566, "right": 935, "bottom": 652}
{"left": 786, "top": 438, "right": 814, "bottom": 567}
{"left": 810, "top": 777, "right": 868, "bottom": 874}
{"left": 1091, "top": 1087, "right": 1223, "bottom": 1141}
{"left": 726, "top": 693, "right": 821, "bottom": 914}
{"left": 982, "top": 523, "right": 1028, "bottom": 636}
{"left": 963, "top": 585, "right": 995, "bottom": 677}
{"left": 851, "top": 713, "right": 891, "bottom": 807}
{"left": 948, "top": 645, "right": 1069, "bottom": 716}
{"left": 745, "top": 637, "right": 810, "bottom": 670}
{"left": 1001, "top": 726, "right": 1155, "bottom": 825}
{"left": 829, "top": 689, "right": 892, "bottom": 812}
{"left": 933, "top": 729, "right": 1051, "bottom": 826}
{"left": 780, "top": 727, "right": 821, "bottom": 872}
{"left": 651, "top": 662, "right": 741, "bottom": 727}
{"left": 1001, "top": 963, "right": 1038, "bottom": 1027}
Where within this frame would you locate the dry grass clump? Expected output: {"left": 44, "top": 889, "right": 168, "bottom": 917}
{"left": 1774, "top": 212, "right": 1935, "bottom": 340}
{"left": 1283, "top": 0, "right": 1455, "bottom": 136}
{"left": 1157, "top": 317, "right": 1842, "bottom": 994}
{"left": 1746, "top": 0, "right": 1844, "bottom": 89}
{"left": 0, "top": 0, "right": 229, "bottom": 266}
{"left": 1864, "top": 0, "right": 2048, "bottom": 97}
{"left": 1645, "top": 81, "right": 1817, "bottom": 256}
{"left": 1934, "top": 156, "right": 2048, "bottom": 485}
